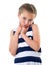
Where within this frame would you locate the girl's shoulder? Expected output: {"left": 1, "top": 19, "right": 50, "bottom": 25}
{"left": 31, "top": 23, "right": 38, "bottom": 30}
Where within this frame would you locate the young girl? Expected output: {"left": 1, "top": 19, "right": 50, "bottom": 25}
{"left": 9, "top": 3, "right": 42, "bottom": 65}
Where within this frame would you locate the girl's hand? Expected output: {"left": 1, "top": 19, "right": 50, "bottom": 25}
{"left": 16, "top": 24, "right": 22, "bottom": 35}
{"left": 21, "top": 27, "right": 29, "bottom": 34}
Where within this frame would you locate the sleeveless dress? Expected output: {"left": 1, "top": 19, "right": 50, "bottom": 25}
{"left": 13, "top": 26, "right": 42, "bottom": 65}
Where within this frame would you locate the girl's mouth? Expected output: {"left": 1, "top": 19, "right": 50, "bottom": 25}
{"left": 24, "top": 25, "right": 28, "bottom": 28}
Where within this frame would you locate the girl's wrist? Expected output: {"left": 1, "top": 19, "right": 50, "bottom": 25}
{"left": 21, "top": 32, "right": 25, "bottom": 37}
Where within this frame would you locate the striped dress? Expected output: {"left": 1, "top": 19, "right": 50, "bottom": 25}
{"left": 13, "top": 26, "right": 42, "bottom": 65}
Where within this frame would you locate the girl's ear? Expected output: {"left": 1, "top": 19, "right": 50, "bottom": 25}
{"left": 18, "top": 12, "right": 20, "bottom": 17}
{"left": 18, "top": 12, "right": 19, "bottom": 17}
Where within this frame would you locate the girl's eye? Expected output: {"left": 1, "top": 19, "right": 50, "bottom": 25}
{"left": 23, "top": 17, "right": 26, "bottom": 20}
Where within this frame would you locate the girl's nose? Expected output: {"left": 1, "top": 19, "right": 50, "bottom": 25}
{"left": 24, "top": 20, "right": 28, "bottom": 25}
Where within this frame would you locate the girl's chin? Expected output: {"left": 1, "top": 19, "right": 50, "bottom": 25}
{"left": 23, "top": 25, "right": 29, "bottom": 28}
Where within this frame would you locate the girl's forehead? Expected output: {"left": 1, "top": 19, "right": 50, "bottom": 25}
{"left": 20, "top": 11, "right": 35, "bottom": 18}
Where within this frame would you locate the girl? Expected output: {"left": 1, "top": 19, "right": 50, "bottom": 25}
{"left": 9, "top": 3, "right": 42, "bottom": 65}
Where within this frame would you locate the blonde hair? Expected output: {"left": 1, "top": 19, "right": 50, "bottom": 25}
{"left": 19, "top": 3, "right": 37, "bottom": 17}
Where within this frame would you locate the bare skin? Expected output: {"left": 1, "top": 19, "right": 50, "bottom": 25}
{"left": 9, "top": 25, "right": 21, "bottom": 56}
{"left": 9, "top": 10, "right": 40, "bottom": 56}
{"left": 21, "top": 24, "right": 40, "bottom": 52}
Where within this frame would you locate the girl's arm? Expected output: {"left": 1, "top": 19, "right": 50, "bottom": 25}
{"left": 9, "top": 30, "right": 19, "bottom": 56}
{"left": 9, "top": 25, "right": 21, "bottom": 56}
{"left": 21, "top": 24, "right": 40, "bottom": 51}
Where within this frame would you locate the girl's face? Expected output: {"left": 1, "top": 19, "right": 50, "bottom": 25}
{"left": 18, "top": 10, "right": 35, "bottom": 28}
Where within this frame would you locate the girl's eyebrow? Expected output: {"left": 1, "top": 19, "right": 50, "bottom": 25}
{"left": 23, "top": 17, "right": 26, "bottom": 19}
{"left": 28, "top": 19, "right": 33, "bottom": 21}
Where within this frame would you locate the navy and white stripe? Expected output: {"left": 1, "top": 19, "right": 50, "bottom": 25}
{"left": 15, "top": 62, "right": 42, "bottom": 65}
{"left": 16, "top": 46, "right": 41, "bottom": 54}
{"left": 14, "top": 56, "right": 41, "bottom": 63}
{"left": 13, "top": 26, "right": 42, "bottom": 64}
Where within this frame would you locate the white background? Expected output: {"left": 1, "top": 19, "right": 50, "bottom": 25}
{"left": 0, "top": 0, "right": 53, "bottom": 65}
